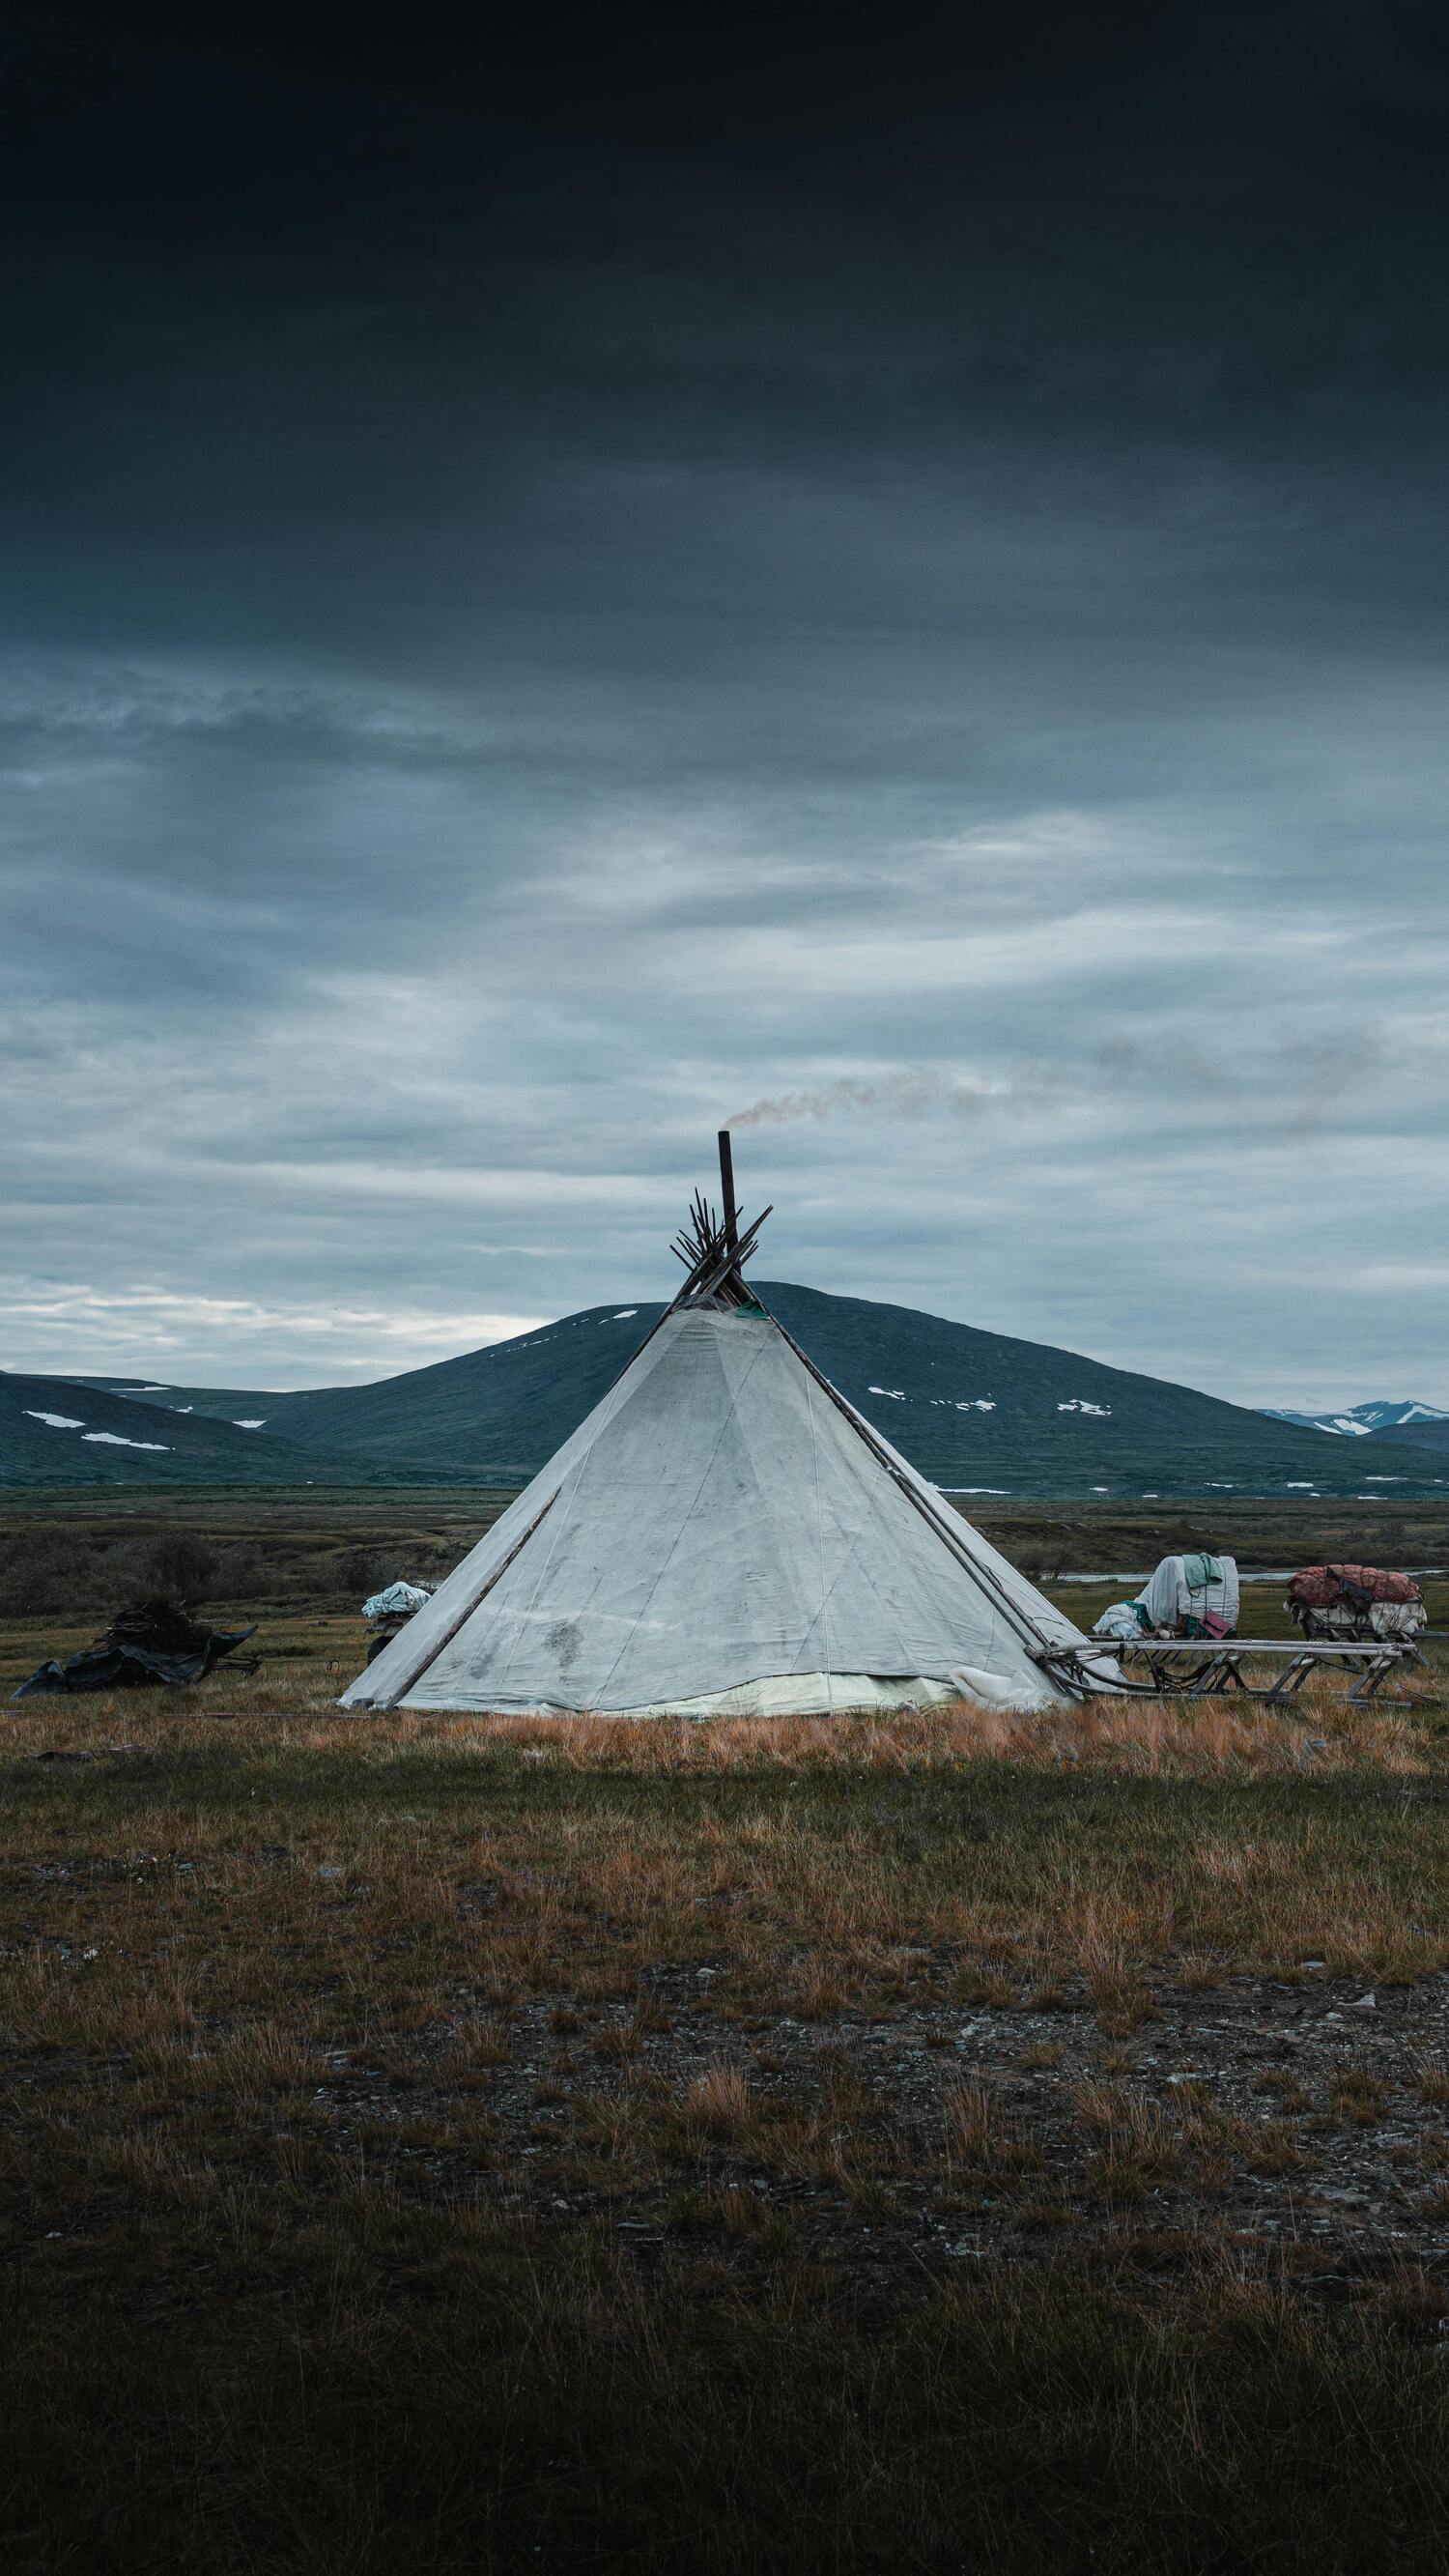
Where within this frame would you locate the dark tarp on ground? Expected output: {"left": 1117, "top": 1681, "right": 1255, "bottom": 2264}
{"left": 13, "top": 1598, "right": 257, "bottom": 1699}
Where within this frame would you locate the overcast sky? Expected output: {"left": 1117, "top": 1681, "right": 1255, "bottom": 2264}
{"left": 4, "top": 4, "right": 1446, "bottom": 1403}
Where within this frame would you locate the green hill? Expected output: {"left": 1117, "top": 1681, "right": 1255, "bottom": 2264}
{"left": 34, "top": 1281, "right": 1435, "bottom": 1500}
{"left": 0, "top": 1373, "right": 339, "bottom": 1486}
{"left": 1364, "top": 1417, "right": 1449, "bottom": 1458}
{"left": 750, "top": 1286, "right": 1445, "bottom": 1500}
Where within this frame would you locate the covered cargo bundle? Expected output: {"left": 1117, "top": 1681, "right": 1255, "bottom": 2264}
{"left": 361, "top": 1582, "right": 436, "bottom": 1620}
{"left": 1285, "top": 1563, "right": 1426, "bottom": 1642}
{"left": 361, "top": 1579, "right": 437, "bottom": 1665}
{"left": 1094, "top": 1552, "right": 1239, "bottom": 1642}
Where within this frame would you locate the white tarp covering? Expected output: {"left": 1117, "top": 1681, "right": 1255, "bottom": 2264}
{"left": 361, "top": 1581, "right": 436, "bottom": 1619}
{"left": 1363, "top": 1599, "right": 1426, "bottom": 1641}
{"left": 1291, "top": 1595, "right": 1426, "bottom": 1643}
{"left": 1096, "top": 1554, "right": 1239, "bottom": 1639}
{"left": 1093, "top": 1599, "right": 1148, "bottom": 1642}
{"left": 343, "top": 1307, "right": 1090, "bottom": 1718}
{"left": 1136, "top": 1553, "right": 1239, "bottom": 1635}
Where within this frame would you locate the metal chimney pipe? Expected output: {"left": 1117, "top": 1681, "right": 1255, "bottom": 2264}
{"left": 718, "top": 1129, "right": 739, "bottom": 1254}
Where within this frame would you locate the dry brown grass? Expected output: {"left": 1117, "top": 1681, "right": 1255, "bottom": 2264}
{"left": 1258, "top": 2071, "right": 1314, "bottom": 2113}
{"left": 1331, "top": 2068, "right": 1392, "bottom": 2124}
{"left": 942, "top": 2080, "right": 1044, "bottom": 2182}
{"left": 2, "top": 1608, "right": 1441, "bottom": 1778}
{"left": 4, "top": 1550, "right": 1448, "bottom": 2568}
{"left": 1072, "top": 2080, "right": 1185, "bottom": 2199}
{"left": 3, "top": 1625, "right": 1448, "bottom": 2319}
{"left": 3, "top": 1652, "right": 1447, "bottom": 2073}
{"left": 1241, "top": 2117, "right": 1303, "bottom": 2174}
{"left": 1019, "top": 2039, "right": 1065, "bottom": 2071}
{"left": 681, "top": 2062, "right": 754, "bottom": 2144}
{"left": 440, "top": 2018, "right": 512, "bottom": 2074}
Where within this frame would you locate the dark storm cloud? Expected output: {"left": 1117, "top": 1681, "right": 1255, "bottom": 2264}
{"left": 2, "top": 4, "right": 1446, "bottom": 1398}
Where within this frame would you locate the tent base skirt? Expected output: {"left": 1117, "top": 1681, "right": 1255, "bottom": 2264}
{"left": 383, "top": 1666, "right": 1064, "bottom": 1719}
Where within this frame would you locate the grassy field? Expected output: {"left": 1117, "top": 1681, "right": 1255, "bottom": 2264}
{"left": 4, "top": 1497, "right": 1449, "bottom": 2569}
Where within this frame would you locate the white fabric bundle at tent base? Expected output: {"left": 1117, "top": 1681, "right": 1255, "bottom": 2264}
{"left": 343, "top": 1302, "right": 1099, "bottom": 1720}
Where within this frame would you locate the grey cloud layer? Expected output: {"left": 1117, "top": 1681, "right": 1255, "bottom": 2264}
{"left": 2, "top": 9, "right": 1446, "bottom": 1401}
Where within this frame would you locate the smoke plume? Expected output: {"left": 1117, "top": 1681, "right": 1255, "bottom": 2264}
{"left": 733, "top": 1032, "right": 1387, "bottom": 1135}
{"left": 732, "top": 1071, "right": 1027, "bottom": 1128}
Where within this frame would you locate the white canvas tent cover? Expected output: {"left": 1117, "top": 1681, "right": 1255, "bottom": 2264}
{"left": 342, "top": 1299, "right": 1094, "bottom": 1718}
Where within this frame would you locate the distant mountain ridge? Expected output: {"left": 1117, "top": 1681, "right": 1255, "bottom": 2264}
{"left": 16, "top": 1283, "right": 1446, "bottom": 1498}
{"left": 60, "top": 1377, "right": 308, "bottom": 1427}
{"left": 0, "top": 1371, "right": 355, "bottom": 1485}
{"left": 1260, "top": 1400, "right": 1449, "bottom": 1439}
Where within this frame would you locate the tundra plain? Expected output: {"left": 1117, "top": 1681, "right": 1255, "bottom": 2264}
{"left": 4, "top": 1496, "right": 1449, "bottom": 2572}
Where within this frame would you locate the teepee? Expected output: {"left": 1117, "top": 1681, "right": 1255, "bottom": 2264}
{"left": 342, "top": 1136, "right": 1093, "bottom": 1717}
